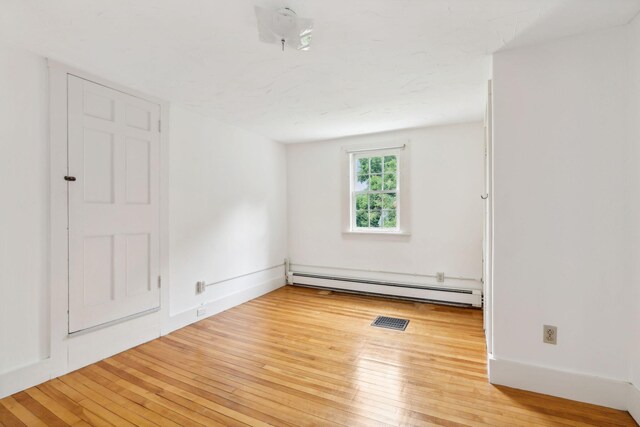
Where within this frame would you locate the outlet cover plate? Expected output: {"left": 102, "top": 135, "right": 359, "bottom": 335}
{"left": 196, "top": 281, "right": 206, "bottom": 294}
{"left": 543, "top": 325, "right": 557, "bottom": 345}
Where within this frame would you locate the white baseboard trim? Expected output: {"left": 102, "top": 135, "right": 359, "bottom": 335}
{"left": 162, "top": 276, "right": 284, "bottom": 335}
{"left": 0, "top": 314, "right": 163, "bottom": 399}
{"left": 0, "top": 358, "right": 54, "bottom": 399}
{"left": 488, "top": 356, "right": 630, "bottom": 410}
{"left": 0, "top": 274, "right": 284, "bottom": 399}
{"left": 628, "top": 384, "right": 640, "bottom": 424}
{"left": 67, "top": 314, "right": 162, "bottom": 372}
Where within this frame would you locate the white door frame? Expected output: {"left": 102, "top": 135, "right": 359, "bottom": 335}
{"left": 48, "top": 60, "right": 170, "bottom": 377}
{"left": 483, "top": 80, "right": 494, "bottom": 355}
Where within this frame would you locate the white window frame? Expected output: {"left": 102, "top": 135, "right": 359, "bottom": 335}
{"left": 342, "top": 142, "right": 410, "bottom": 236}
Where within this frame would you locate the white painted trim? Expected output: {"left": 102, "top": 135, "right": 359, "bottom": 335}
{"left": 162, "top": 276, "right": 285, "bottom": 335}
{"left": 483, "top": 79, "right": 494, "bottom": 355}
{"left": 0, "top": 268, "right": 282, "bottom": 399}
{"left": 345, "top": 144, "right": 406, "bottom": 154}
{"left": 488, "top": 356, "right": 630, "bottom": 410}
{"left": 0, "top": 359, "right": 54, "bottom": 399}
{"left": 342, "top": 230, "right": 411, "bottom": 236}
{"left": 48, "top": 59, "right": 170, "bottom": 342}
{"left": 341, "top": 141, "right": 411, "bottom": 234}
{"left": 0, "top": 273, "right": 272, "bottom": 397}
{"left": 158, "top": 86, "right": 172, "bottom": 335}
{"left": 66, "top": 313, "right": 161, "bottom": 372}
{"left": 628, "top": 384, "right": 640, "bottom": 425}
{"left": 0, "top": 60, "right": 171, "bottom": 400}
{"left": 48, "top": 57, "right": 71, "bottom": 380}
{"left": 67, "top": 307, "right": 161, "bottom": 337}
{"left": 47, "top": 60, "right": 166, "bottom": 106}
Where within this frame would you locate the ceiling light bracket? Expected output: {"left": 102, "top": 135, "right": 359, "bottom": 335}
{"left": 255, "top": 6, "right": 313, "bottom": 51}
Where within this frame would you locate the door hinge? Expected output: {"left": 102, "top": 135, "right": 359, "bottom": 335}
{"left": 157, "top": 276, "right": 161, "bottom": 288}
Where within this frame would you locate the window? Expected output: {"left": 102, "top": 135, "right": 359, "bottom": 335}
{"left": 351, "top": 150, "right": 400, "bottom": 231}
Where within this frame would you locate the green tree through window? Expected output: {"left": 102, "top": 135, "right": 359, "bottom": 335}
{"left": 353, "top": 154, "right": 398, "bottom": 229}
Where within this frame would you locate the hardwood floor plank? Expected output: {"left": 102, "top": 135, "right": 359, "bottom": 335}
{"left": 94, "top": 361, "right": 251, "bottom": 426}
{"left": 121, "top": 349, "right": 355, "bottom": 426}
{"left": 171, "top": 316, "right": 610, "bottom": 426}
{"left": 161, "top": 317, "right": 593, "bottom": 425}
{"left": 107, "top": 355, "right": 358, "bottom": 427}
{"left": 65, "top": 371, "right": 171, "bottom": 427}
{"left": 12, "top": 392, "right": 68, "bottom": 427}
{"left": 0, "top": 400, "right": 27, "bottom": 427}
{"left": 87, "top": 363, "right": 242, "bottom": 427}
{"left": 58, "top": 374, "right": 153, "bottom": 427}
{"left": 46, "top": 379, "right": 133, "bottom": 427}
{"left": 77, "top": 367, "right": 205, "bottom": 427}
{"left": 0, "top": 397, "right": 48, "bottom": 427}
{"left": 142, "top": 335, "right": 504, "bottom": 426}
{"left": 123, "top": 346, "right": 394, "bottom": 426}
{"left": 23, "top": 387, "right": 87, "bottom": 426}
{"left": 0, "top": 286, "right": 636, "bottom": 426}
{"left": 101, "top": 358, "right": 278, "bottom": 427}
{"left": 25, "top": 387, "right": 88, "bottom": 426}
{"left": 35, "top": 382, "right": 107, "bottom": 427}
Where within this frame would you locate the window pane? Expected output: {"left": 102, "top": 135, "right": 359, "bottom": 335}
{"left": 356, "top": 158, "right": 369, "bottom": 175}
{"left": 355, "top": 174, "right": 369, "bottom": 192}
{"left": 355, "top": 194, "right": 368, "bottom": 210}
{"left": 370, "top": 174, "right": 382, "bottom": 191}
{"left": 384, "top": 156, "right": 397, "bottom": 173}
{"left": 370, "top": 157, "right": 382, "bottom": 173}
{"left": 382, "top": 193, "right": 397, "bottom": 209}
{"left": 369, "top": 210, "right": 382, "bottom": 228}
{"left": 382, "top": 209, "right": 397, "bottom": 228}
{"left": 383, "top": 173, "right": 397, "bottom": 190}
{"left": 356, "top": 210, "right": 369, "bottom": 227}
{"left": 351, "top": 152, "right": 401, "bottom": 231}
{"left": 369, "top": 194, "right": 382, "bottom": 210}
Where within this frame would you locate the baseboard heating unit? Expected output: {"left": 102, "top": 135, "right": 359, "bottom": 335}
{"left": 288, "top": 271, "right": 482, "bottom": 307}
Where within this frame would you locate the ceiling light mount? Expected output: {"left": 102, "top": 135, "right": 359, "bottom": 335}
{"left": 255, "top": 6, "right": 313, "bottom": 52}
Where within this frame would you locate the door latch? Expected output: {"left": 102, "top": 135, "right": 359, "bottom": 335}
{"left": 64, "top": 176, "right": 76, "bottom": 181}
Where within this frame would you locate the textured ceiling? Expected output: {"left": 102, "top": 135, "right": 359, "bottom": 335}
{"left": 2, "top": 0, "right": 639, "bottom": 143}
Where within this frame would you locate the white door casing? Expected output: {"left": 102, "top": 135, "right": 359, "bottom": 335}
{"left": 68, "top": 75, "right": 160, "bottom": 333}
{"left": 483, "top": 80, "right": 494, "bottom": 354}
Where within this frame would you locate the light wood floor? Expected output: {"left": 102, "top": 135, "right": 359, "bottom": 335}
{"left": 0, "top": 286, "right": 636, "bottom": 426}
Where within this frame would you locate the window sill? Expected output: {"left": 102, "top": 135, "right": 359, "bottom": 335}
{"left": 342, "top": 230, "right": 411, "bottom": 236}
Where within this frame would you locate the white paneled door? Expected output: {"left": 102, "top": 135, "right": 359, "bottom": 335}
{"left": 67, "top": 75, "right": 160, "bottom": 333}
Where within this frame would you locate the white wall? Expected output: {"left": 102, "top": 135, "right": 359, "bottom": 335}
{"left": 629, "top": 13, "right": 640, "bottom": 393}
{"left": 0, "top": 44, "right": 288, "bottom": 397}
{"left": 286, "top": 123, "right": 484, "bottom": 286}
{"left": 491, "top": 26, "right": 633, "bottom": 386}
{"left": 0, "top": 43, "right": 49, "bottom": 374}
{"left": 169, "top": 106, "right": 287, "bottom": 318}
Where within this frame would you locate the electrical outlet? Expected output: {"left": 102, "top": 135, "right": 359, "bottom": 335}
{"left": 436, "top": 272, "right": 445, "bottom": 282}
{"left": 196, "top": 281, "right": 206, "bottom": 294}
{"left": 543, "top": 325, "right": 557, "bottom": 345}
{"left": 197, "top": 306, "right": 207, "bottom": 317}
